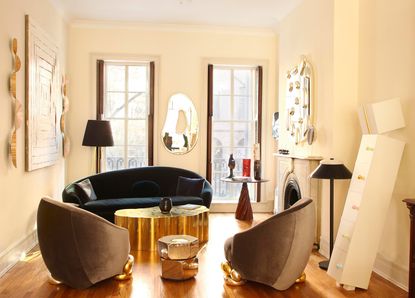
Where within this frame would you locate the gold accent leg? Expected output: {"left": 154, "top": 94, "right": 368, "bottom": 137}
{"left": 221, "top": 261, "right": 246, "bottom": 286}
{"left": 48, "top": 274, "right": 62, "bottom": 285}
{"left": 114, "top": 254, "right": 134, "bottom": 281}
{"left": 295, "top": 272, "right": 306, "bottom": 283}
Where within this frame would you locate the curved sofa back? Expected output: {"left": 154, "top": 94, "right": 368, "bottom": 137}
{"left": 89, "top": 166, "right": 205, "bottom": 199}
{"left": 63, "top": 166, "right": 212, "bottom": 207}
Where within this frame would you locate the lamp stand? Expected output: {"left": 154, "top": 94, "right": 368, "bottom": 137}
{"left": 95, "top": 146, "right": 102, "bottom": 174}
{"left": 319, "top": 178, "right": 334, "bottom": 270}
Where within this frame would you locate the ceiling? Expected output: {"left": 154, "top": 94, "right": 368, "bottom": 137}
{"left": 50, "top": 0, "right": 303, "bottom": 29}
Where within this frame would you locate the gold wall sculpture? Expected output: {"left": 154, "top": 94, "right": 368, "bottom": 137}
{"left": 9, "top": 38, "right": 22, "bottom": 168}
{"left": 60, "top": 75, "right": 70, "bottom": 157}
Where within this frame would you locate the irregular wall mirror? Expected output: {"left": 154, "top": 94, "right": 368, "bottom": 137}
{"left": 162, "top": 93, "right": 199, "bottom": 154}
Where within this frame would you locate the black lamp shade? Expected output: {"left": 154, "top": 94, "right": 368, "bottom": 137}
{"left": 310, "top": 158, "right": 352, "bottom": 180}
{"left": 82, "top": 120, "right": 114, "bottom": 147}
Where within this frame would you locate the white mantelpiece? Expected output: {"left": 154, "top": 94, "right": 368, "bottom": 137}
{"left": 274, "top": 153, "right": 322, "bottom": 243}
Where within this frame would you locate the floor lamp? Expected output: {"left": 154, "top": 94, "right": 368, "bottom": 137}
{"left": 82, "top": 120, "right": 114, "bottom": 173}
{"left": 310, "top": 158, "right": 352, "bottom": 270}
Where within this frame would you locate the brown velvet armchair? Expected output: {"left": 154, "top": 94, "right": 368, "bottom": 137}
{"left": 223, "top": 198, "right": 315, "bottom": 290}
{"left": 37, "top": 197, "right": 133, "bottom": 289}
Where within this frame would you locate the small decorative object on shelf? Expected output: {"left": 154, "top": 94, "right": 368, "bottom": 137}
{"left": 278, "top": 149, "right": 290, "bottom": 155}
{"left": 254, "top": 161, "right": 261, "bottom": 180}
{"left": 159, "top": 197, "right": 172, "bottom": 214}
{"left": 253, "top": 143, "right": 261, "bottom": 180}
{"left": 227, "top": 154, "right": 235, "bottom": 178}
{"left": 242, "top": 159, "right": 251, "bottom": 177}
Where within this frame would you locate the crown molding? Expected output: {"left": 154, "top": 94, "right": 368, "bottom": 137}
{"left": 70, "top": 19, "right": 278, "bottom": 36}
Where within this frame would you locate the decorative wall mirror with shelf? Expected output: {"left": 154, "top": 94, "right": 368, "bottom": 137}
{"left": 285, "top": 57, "right": 314, "bottom": 145}
{"left": 162, "top": 93, "right": 199, "bottom": 154}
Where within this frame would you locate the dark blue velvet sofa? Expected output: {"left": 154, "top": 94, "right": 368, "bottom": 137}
{"left": 62, "top": 166, "right": 212, "bottom": 222}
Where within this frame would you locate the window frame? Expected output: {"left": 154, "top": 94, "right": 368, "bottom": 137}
{"left": 207, "top": 64, "right": 263, "bottom": 202}
{"left": 96, "top": 59, "right": 155, "bottom": 172}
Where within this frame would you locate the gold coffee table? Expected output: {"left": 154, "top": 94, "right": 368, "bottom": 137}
{"left": 115, "top": 205, "right": 209, "bottom": 251}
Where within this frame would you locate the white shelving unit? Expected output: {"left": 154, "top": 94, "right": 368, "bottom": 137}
{"left": 327, "top": 134, "right": 405, "bottom": 290}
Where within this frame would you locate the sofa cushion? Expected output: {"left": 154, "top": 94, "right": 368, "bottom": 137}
{"left": 74, "top": 179, "right": 97, "bottom": 204}
{"left": 82, "top": 196, "right": 205, "bottom": 213}
{"left": 131, "top": 180, "right": 160, "bottom": 197}
{"left": 176, "top": 176, "right": 205, "bottom": 197}
{"left": 83, "top": 197, "right": 161, "bottom": 212}
{"left": 171, "top": 196, "right": 204, "bottom": 206}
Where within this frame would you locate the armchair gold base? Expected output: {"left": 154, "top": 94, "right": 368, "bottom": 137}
{"left": 48, "top": 274, "right": 62, "bottom": 285}
{"left": 295, "top": 272, "right": 306, "bottom": 283}
{"left": 114, "top": 254, "right": 134, "bottom": 281}
{"left": 221, "top": 261, "right": 246, "bottom": 286}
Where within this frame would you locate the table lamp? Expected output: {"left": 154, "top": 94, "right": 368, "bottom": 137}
{"left": 310, "top": 158, "right": 352, "bottom": 270}
{"left": 82, "top": 119, "right": 114, "bottom": 173}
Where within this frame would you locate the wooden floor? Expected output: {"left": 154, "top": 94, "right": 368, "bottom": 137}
{"left": 0, "top": 213, "right": 407, "bottom": 298}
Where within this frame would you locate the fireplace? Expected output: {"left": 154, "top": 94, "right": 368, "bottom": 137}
{"left": 275, "top": 154, "right": 322, "bottom": 243}
{"left": 283, "top": 173, "right": 302, "bottom": 209}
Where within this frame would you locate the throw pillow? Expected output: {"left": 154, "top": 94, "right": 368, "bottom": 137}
{"left": 74, "top": 179, "right": 97, "bottom": 204}
{"left": 131, "top": 180, "right": 161, "bottom": 197}
{"left": 176, "top": 176, "right": 205, "bottom": 197}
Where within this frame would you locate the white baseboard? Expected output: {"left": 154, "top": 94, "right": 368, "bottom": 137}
{"left": 0, "top": 230, "right": 38, "bottom": 278}
{"left": 209, "top": 200, "right": 274, "bottom": 213}
{"left": 373, "top": 254, "right": 408, "bottom": 292}
{"left": 318, "top": 237, "right": 408, "bottom": 291}
{"left": 319, "top": 236, "right": 329, "bottom": 258}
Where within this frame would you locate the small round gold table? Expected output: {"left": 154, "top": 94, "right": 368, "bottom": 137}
{"left": 114, "top": 205, "right": 209, "bottom": 251}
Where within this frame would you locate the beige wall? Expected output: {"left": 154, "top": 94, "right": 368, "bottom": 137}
{"left": 67, "top": 23, "right": 278, "bottom": 204}
{"left": 278, "top": 0, "right": 336, "bottom": 256}
{"left": 279, "top": 0, "right": 413, "bottom": 288}
{"left": 358, "top": 0, "right": 415, "bottom": 287}
{"left": 0, "top": 0, "right": 67, "bottom": 273}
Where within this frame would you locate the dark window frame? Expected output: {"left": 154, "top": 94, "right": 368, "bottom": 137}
{"left": 207, "top": 64, "right": 263, "bottom": 202}
{"left": 96, "top": 59, "right": 155, "bottom": 173}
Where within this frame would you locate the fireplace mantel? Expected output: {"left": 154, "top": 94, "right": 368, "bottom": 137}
{"left": 273, "top": 153, "right": 323, "bottom": 161}
{"left": 275, "top": 154, "right": 322, "bottom": 245}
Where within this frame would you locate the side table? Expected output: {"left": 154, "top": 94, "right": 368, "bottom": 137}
{"left": 403, "top": 198, "right": 415, "bottom": 297}
{"left": 221, "top": 177, "right": 268, "bottom": 221}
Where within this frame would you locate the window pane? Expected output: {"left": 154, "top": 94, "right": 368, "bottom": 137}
{"left": 234, "top": 69, "right": 252, "bottom": 96}
{"left": 213, "top": 96, "right": 231, "bottom": 120}
{"left": 211, "top": 66, "right": 258, "bottom": 202}
{"left": 128, "top": 66, "right": 147, "bottom": 92}
{"left": 213, "top": 122, "right": 231, "bottom": 147}
{"left": 106, "top": 65, "right": 125, "bottom": 92}
{"left": 109, "top": 119, "right": 124, "bottom": 145}
{"left": 105, "top": 92, "right": 125, "bottom": 118}
{"left": 128, "top": 92, "right": 147, "bottom": 119}
{"left": 127, "top": 146, "right": 147, "bottom": 168}
{"left": 106, "top": 146, "right": 124, "bottom": 171}
{"left": 128, "top": 120, "right": 146, "bottom": 145}
{"left": 233, "top": 122, "right": 253, "bottom": 147}
{"left": 234, "top": 96, "right": 252, "bottom": 120}
{"left": 213, "top": 69, "right": 231, "bottom": 95}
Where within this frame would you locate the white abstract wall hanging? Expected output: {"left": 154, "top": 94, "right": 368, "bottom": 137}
{"left": 285, "top": 57, "right": 314, "bottom": 145}
{"left": 25, "top": 15, "right": 60, "bottom": 171}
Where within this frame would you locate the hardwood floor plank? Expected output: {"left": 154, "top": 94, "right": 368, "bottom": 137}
{"left": 0, "top": 213, "right": 407, "bottom": 298}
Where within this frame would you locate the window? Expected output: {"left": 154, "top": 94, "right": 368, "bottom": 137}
{"left": 207, "top": 64, "right": 263, "bottom": 202}
{"left": 97, "top": 60, "right": 154, "bottom": 172}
